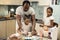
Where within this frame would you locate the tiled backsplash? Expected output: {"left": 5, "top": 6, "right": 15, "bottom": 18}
{"left": 0, "top": 5, "right": 8, "bottom": 16}
{"left": 0, "top": 5, "right": 19, "bottom": 17}
{"left": 0, "top": 4, "right": 44, "bottom": 19}
{"left": 31, "top": 2, "right": 44, "bottom": 19}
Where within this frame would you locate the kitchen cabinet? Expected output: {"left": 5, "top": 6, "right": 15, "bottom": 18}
{"left": 0, "top": 0, "right": 52, "bottom": 5}
{"left": 30, "top": 0, "right": 52, "bottom": 5}
{"left": 0, "top": 21, "right": 7, "bottom": 38}
{"left": 0, "top": 19, "right": 16, "bottom": 38}
{"left": 30, "top": 0, "right": 38, "bottom": 1}
{"left": 38, "top": 0, "right": 51, "bottom": 5}
{"left": 0, "top": 0, "right": 23, "bottom": 5}
{"left": 6, "top": 20, "right": 16, "bottom": 37}
{"left": 0, "top": 6, "right": 8, "bottom": 16}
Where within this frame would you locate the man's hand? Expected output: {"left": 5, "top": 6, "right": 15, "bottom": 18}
{"left": 31, "top": 29, "right": 37, "bottom": 36}
{"left": 16, "top": 14, "right": 22, "bottom": 33}
{"left": 17, "top": 27, "right": 21, "bottom": 35}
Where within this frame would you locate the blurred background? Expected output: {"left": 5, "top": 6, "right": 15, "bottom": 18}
{"left": 0, "top": 0, "right": 60, "bottom": 40}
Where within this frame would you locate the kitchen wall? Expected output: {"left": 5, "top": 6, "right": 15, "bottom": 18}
{"left": 43, "top": 6, "right": 48, "bottom": 18}
{"left": 0, "top": 6, "right": 8, "bottom": 16}
{"left": 51, "top": 5, "right": 60, "bottom": 24}
{"left": 30, "top": 0, "right": 52, "bottom": 5}
{"left": 0, "top": 0, "right": 59, "bottom": 5}
{"left": 58, "top": 0, "right": 60, "bottom": 5}
{"left": 0, "top": 0, "right": 51, "bottom": 17}
{"left": 38, "top": 0, "right": 52, "bottom": 5}
{"left": 0, "top": 5, "right": 20, "bottom": 17}
{"left": 31, "top": 2, "right": 44, "bottom": 19}
{"left": 0, "top": 0, "right": 23, "bottom": 5}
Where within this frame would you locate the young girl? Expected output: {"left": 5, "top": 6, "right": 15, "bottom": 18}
{"left": 40, "top": 7, "right": 58, "bottom": 40}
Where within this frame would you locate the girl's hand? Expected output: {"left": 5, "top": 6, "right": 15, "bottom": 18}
{"left": 43, "top": 26, "right": 48, "bottom": 31}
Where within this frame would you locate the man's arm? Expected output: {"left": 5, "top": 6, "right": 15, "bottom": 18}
{"left": 31, "top": 15, "right": 35, "bottom": 31}
{"left": 16, "top": 14, "right": 22, "bottom": 31}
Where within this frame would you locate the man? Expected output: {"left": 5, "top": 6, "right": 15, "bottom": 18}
{"left": 16, "top": 1, "right": 36, "bottom": 35}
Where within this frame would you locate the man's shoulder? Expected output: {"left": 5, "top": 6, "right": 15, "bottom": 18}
{"left": 16, "top": 6, "right": 23, "bottom": 10}
{"left": 29, "top": 7, "right": 34, "bottom": 10}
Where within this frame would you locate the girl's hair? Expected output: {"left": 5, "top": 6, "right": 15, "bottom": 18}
{"left": 47, "top": 7, "right": 53, "bottom": 13}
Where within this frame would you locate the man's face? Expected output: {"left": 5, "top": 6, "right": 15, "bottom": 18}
{"left": 23, "top": 3, "right": 30, "bottom": 12}
{"left": 47, "top": 9, "right": 52, "bottom": 16}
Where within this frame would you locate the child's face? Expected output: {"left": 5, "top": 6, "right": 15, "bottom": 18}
{"left": 47, "top": 9, "right": 52, "bottom": 17}
{"left": 24, "top": 19, "right": 30, "bottom": 25}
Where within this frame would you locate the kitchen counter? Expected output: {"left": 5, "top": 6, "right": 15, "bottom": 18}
{"left": 0, "top": 18, "right": 16, "bottom": 38}
{"left": 0, "top": 17, "right": 16, "bottom": 21}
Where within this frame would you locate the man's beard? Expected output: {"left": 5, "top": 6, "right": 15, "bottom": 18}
{"left": 24, "top": 8, "right": 29, "bottom": 12}
{"left": 24, "top": 10, "right": 28, "bottom": 12}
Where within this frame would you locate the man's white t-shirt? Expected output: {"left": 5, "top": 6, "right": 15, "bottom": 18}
{"left": 44, "top": 16, "right": 54, "bottom": 26}
{"left": 16, "top": 6, "right": 35, "bottom": 32}
{"left": 16, "top": 6, "right": 35, "bottom": 21}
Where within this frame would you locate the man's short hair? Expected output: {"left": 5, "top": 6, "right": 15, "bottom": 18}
{"left": 23, "top": 1, "right": 30, "bottom": 6}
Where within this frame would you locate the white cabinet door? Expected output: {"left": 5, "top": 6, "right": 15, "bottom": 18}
{"left": 6, "top": 20, "right": 16, "bottom": 37}
{"left": 0, "top": 0, "right": 23, "bottom": 5}
{"left": 0, "top": 21, "right": 6, "bottom": 38}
